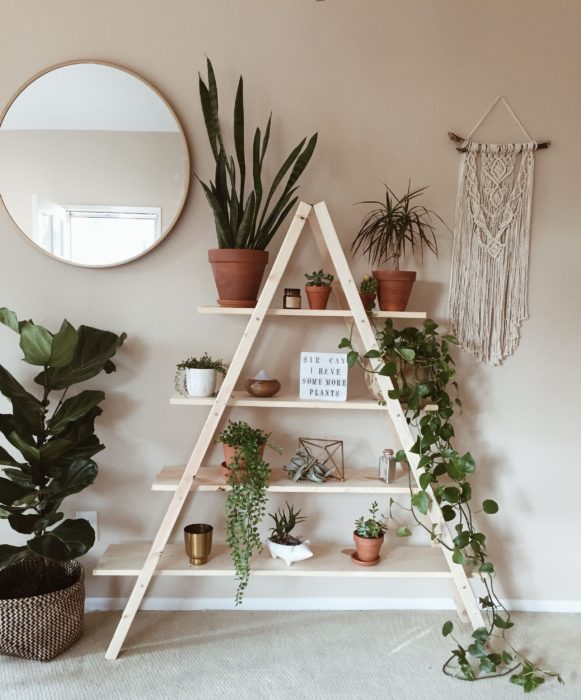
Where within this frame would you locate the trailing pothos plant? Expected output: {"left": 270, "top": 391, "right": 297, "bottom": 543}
{"left": 0, "top": 307, "right": 126, "bottom": 576}
{"left": 339, "top": 319, "right": 562, "bottom": 693}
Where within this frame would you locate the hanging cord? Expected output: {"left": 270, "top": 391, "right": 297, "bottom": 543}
{"left": 448, "top": 96, "right": 550, "bottom": 151}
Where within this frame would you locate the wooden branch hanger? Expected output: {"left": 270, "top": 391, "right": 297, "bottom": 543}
{"left": 448, "top": 96, "right": 551, "bottom": 152}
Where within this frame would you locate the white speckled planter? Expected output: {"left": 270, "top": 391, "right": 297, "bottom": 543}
{"left": 185, "top": 368, "right": 217, "bottom": 397}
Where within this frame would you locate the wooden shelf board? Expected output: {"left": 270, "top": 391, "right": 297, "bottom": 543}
{"left": 170, "top": 391, "right": 437, "bottom": 412}
{"left": 93, "top": 542, "right": 451, "bottom": 578}
{"left": 152, "top": 466, "right": 418, "bottom": 494}
{"left": 198, "top": 307, "right": 427, "bottom": 319}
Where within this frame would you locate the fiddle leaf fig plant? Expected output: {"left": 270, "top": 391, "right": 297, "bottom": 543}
{"left": 0, "top": 308, "right": 126, "bottom": 571}
{"left": 339, "top": 319, "right": 563, "bottom": 692}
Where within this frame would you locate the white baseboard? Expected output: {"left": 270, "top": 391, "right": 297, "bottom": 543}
{"left": 85, "top": 596, "right": 581, "bottom": 613}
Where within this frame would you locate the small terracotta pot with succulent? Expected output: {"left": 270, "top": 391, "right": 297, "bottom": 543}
{"left": 359, "top": 274, "right": 378, "bottom": 311}
{"left": 304, "top": 269, "right": 334, "bottom": 310}
{"left": 352, "top": 501, "right": 387, "bottom": 566}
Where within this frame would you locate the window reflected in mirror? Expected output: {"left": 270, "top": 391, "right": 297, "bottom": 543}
{"left": 0, "top": 62, "right": 190, "bottom": 267}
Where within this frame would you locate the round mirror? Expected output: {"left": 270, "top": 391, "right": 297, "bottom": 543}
{"left": 0, "top": 61, "right": 190, "bottom": 267}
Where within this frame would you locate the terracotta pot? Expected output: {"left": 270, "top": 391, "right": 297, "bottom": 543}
{"left": 353, "top": 532, "right": 384, "bottom": 564}
{"left": 359, "top": 291, "right": 376, "bottom": 311}
{"left": 304, "top": 286, "right": 331, "bottom": 310}
{"left": 222, "top": 443, "right": 266, "bottom": 470}
{"left": 372, "top": 270, "right": 416, "bottom": 311}
{"left": 208, "top": 249, "right": 269, "bottom": 308}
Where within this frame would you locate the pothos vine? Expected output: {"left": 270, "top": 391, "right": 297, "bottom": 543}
{"left": 340, "top": 318, "right": 562, "bottom": 693}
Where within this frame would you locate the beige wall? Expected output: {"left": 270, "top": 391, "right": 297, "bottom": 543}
{"left": 0, "top": 130, "right": 186, "bottom": 236}
{"left": 0, "top": 0, "right": 580, "bottom": 609}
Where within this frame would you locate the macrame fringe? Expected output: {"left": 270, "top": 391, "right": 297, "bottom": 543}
{"left": 448, "top": 142, "right": 535, "bottom": 365}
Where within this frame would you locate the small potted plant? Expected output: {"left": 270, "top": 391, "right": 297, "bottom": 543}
{"left": 0, "top": 307, "right": 126, "bottom": 660}
{"left": 219, "top": 420, "right": 274, "bottom": 479}
{"left": 222, "top": 421, "right": 272, "bottom": 604}
{"left": 359, "top": 274, "right": 378, "bottom": 311}
{"left": 352, "top": 501, "right": 387, "bottom": 567}
{"left": 351, "top": 183, "right": 445, "bottom": 311}
{"left": 175, "top": 353, "right": 227, "bottom": 398}
{"left": 304, "top": 269, "right": 334, "bottom": 310}
{"left": 267, "top": 502, "right": 313, "bottom": 566}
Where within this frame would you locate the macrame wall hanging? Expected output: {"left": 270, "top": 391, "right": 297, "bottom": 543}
{"left": 447, "top": 97, "right": 550, "bottom": 366}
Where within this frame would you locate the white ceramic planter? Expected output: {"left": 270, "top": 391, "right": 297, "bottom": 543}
{"left": 267, "top": 539, "right": 313, "bottom": 566}
{"left": 185, "top": 368, "right": 217, "bottom": 398}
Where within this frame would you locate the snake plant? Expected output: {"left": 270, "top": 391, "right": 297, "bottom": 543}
{"left": 198, "top": 58, "right": 317, "bottom": 250}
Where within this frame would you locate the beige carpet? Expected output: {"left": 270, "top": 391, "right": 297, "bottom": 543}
{"left": 1, "top": 611, "right": 578, "bottom": 699}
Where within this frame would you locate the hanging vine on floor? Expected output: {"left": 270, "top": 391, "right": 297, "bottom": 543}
{"left": 339, "top": 319, "right": 562, "bottom": 693}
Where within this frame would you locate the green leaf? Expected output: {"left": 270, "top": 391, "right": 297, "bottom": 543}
{"left": 395, "top": 526, "right": 412, "bottom": 537}
{"left": 479, "top": 656, "right": 497, "bottom": 673}
{"left": 47, "top": 390, "right": 105, "bottom": 435}
{"left": 483, "top": 499, "right": 499, "bottom": 514}
{"left": 419, "top": 472, "right": 432, "bottom": 490}
{"left": 479, "top": 561, "right": 494, "bottom": 574}
{"left": 0, "top": 477, "right": 35, "bottom": 506}
{"left": 502, "top": 651, "right": 513, "bottom": 665}
{"left": 338, "top": 337, "right": 351, "bottom": 349}
{"left": 493, "top": 614, "right": 514, "bottom": 630}
{"left": 7, "top": 431, "right": 39, "bottom": 463}
{"left": 441, "top": 505, "right": 456, "bottom": 521}
{"left": 19, "top": 321, "right": 53, "bottom": 365}
{"left": 8, "top": 511, "right": 63, "bottom": 534}
{"left": 452, "top": 548, "right": 466, "bottom": 565}
{"left": 0, "top": 365, "right": 43, "bottom": 433}
{"left": 395, "top": 449, "right": 407, "bottom": 462}
{"left": 395, "top": 347, "right": 415, "bottom": 363}
{"left": 453, "top": 530, "right": 470, "bottom": 548}
{"left": 0, "top": 445, "right": 20, "bottom": 467}
{"left": 49, "top": 320, "right": 79, "bottom": 367}
{"left": 364, "top": 350, "right": 381, "bottom": 359}
{"left": 443, "top": 486, "right": 460, "bottom": 503}
{"left": 471, "top": 627, "right": 490, "bottom": 642}
{"left": 468, "top": 640, "right": 486, "bottom": 658}
{"left": 411, "top": 491, "right": 429, "bottom": 515}
{"left": 379, "top": 362, "right": 396, "bottom": 376}
{"left": 41, "top": 458, "right": 98, "bottom": 499}
{"left": 346, "top": 351, "right": 359, "bottom": 368}
{"left": 0, "top": 307, "right": 20, "bottom": 333}
{"left": 441, "top": 620, "right": 453, "bottom": 637}
{"left": 27, "top": 517, "right": 95, "bottom": 561}
{"left": 0, "top": 544, "right": 32, "bottom": 571}
{"left": 462, "top": 452, "right": 475, "bottom": 474}
{"left": 233, "top": 76, "right": 245, "bottom": 205}
{"left": 36, "top": 325, "right": 126, "bottom": 390}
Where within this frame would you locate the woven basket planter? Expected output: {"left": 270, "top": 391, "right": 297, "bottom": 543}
{"left": 0, "top": 559, "right": 85, "bottom": 661}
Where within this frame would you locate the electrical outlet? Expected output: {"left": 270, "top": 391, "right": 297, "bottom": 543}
{"left": 76, "top": 511, "right": 98, "bottom": 541}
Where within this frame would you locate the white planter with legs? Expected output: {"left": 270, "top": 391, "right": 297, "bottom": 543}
{"left": 267, "top": 539, "right": 313, "bottom": 566}
{"left": 185, "top": 368, "right": 217, "bottom": 398}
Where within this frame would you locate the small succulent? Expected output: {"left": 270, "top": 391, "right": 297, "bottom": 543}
{"left": 268, "top": 502, "right": 307, "bottom": 545}
{"left": 305, "top": 269, "right": 334, "bottom": 287}
{"left": 284, "top": 449, "right": 335, "bottom": 483}
{"left": 354, "top": 501, "right": 387, "bottom": 539}
{"left": 359, "top": 274, "right": 378, "bottom": 294}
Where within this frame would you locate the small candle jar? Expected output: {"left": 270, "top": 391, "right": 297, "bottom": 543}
{"left": 283, "top": 288, "right": 301, "bottom": 309}
{"left": 378, "top": 448, "right": 396, "bottom": 483}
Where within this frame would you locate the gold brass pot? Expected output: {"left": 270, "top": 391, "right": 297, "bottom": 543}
{"left": 184, "top": 524, "right": 213, "bottom": 565}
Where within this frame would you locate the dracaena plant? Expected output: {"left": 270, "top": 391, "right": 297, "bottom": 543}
{"left": 0, "top": 307, "right": 126, "bottom": 571}
{"left": 339, "top": 319, "right": 562, "bottom": 692}
{"left": 351, "top": 183, "right": 444, "bottom": 270}
{"left": 198, "top": 58, "right": 317, "bottom": 250}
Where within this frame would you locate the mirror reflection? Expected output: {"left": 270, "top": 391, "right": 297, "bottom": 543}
{"left": 0, "top": 62, "right": 189, "bottom": 267}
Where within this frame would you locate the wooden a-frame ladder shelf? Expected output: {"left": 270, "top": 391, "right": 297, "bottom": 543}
{"left": 97, "top": 201, "right": 485, "bottom": 660}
